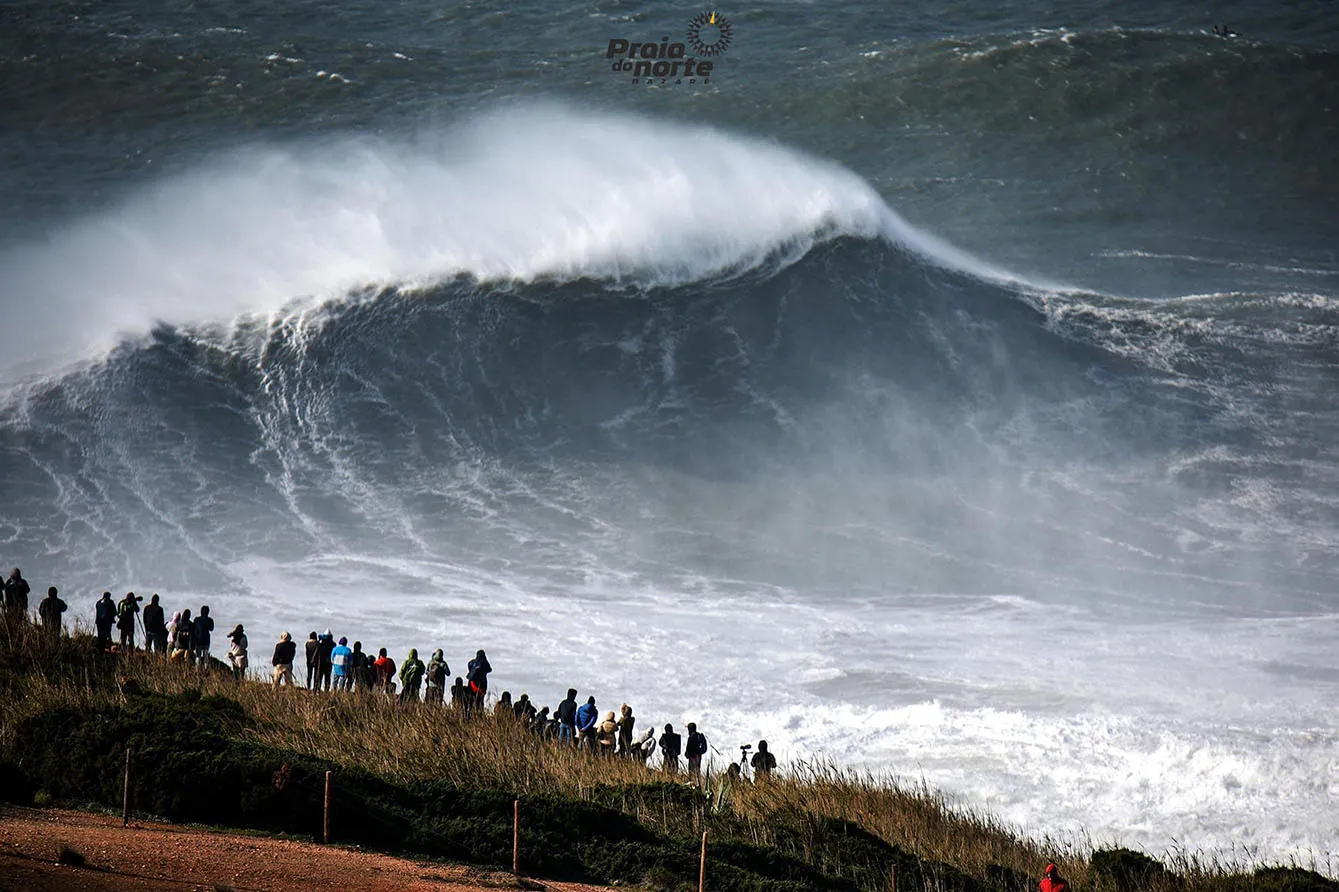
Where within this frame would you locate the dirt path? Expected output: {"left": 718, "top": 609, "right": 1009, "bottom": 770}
{"left": 0, "top": 806, "right": 608, "bottom": 892}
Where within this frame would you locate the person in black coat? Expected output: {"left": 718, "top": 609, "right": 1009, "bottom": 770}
{"left": 658, "top": 723, "right": 682, "bottom": 774}
{"left": 38, "top": 586, "right": 67, "bottom": 637}
{"left": 3, "top": 568, "right": 31, "bottom": 620}
{"left": 684, "top": 722, "right": 708, "bottom": 777}
{"left": 304, "top": 632, "right": 319, "bottom": 688}
{"left": 750, "top": 740, "right": 777, "bottom": 777}
{"left": 315, "top": 630, "right": 335, "bottom": 691}
{"left": 142, "top": 594, "right": 167, "bottom": 654}
{"left": 272, "top": 631, "right": 298, "bottom": 687}
{"left": 94, "top": 592, "right": 116, "bottom": 651}
{"left": 556, "top": 688, "right": 578, "bottom": 745}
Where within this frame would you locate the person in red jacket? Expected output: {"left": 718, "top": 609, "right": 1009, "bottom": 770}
{"left": 1040, "top": 863, "right": 1068, "bottom": 892}
{"left": 373, "top": 647, "right": 397, "bottom": 696}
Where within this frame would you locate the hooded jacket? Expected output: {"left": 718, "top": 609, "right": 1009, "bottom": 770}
{"left": 426, "top": 650, "right": 449, "bottom": 688}
{"left": 273, "top": 634, "right": 297, "bottom": 666}
{"left": 596, "top": 712, "right": 619, "bottom": 749}
{"left": 116, "top": 594, "right": 140, "bottom": 630}
{"left": 400, "top": 649, "right": 426, "bottom": 689}
{"left": 39, "top": 592, "right": 67, "bottom": 626}
{"left": 95, "top": 596, "right": 116, "bottom": 627}
{"left": 466, "top": 651, "right": 491, "bottom": 691}
{"left": 1039, "top": 866, "right": 1068, "bottom": 892}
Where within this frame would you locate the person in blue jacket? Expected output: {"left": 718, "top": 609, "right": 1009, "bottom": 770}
{"left": 331, "top": 636, "right": 353, "bottom": 690}
{"left": 576, "top": 695, "right": 599, "bottom": 749}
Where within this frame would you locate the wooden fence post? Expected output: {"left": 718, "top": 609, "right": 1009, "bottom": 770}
{"left": 122, "top": 749, "right": 131, "bottom": 827}
{"left": 323, "top": 770, "right": 332, "bottom": 844}
{"left": 513, "top": 799, "right": 520, "bottom": 875}
{"left": 699, "top": 829, "right": 708, "bottom": 892}
{"left": 890, "top": 863, "right": 896, "bottom": 892}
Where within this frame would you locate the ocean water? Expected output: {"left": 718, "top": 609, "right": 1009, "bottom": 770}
{"left": 2, "top": 0, "right": 1338, "bottom": 867}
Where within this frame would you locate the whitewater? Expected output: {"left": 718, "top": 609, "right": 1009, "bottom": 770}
{"left": 3, "top": 70, "right": 1337, "bottom": 880}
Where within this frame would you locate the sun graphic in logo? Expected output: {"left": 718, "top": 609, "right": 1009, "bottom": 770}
{"left": 687, "top": 11, "right": 733, "bottom": 56}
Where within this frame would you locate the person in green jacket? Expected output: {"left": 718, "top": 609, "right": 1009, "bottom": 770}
{"left": 424, "top": 648, "right": 449, "bottom": 704}
{"left": 399, "top": 648, "right": 426, "bottom": 703}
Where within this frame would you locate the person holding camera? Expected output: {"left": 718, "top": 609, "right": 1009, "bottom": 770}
{"left": 116, "top": 591, "right": 143, "bottom": 652}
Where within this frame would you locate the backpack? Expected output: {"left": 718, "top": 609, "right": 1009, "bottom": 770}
{"left": 688, "top": 731, "right": 707, "bottom": 757}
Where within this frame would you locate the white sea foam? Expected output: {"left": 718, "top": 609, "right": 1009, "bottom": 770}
{"left": 234, "top": 544, "right": 1339, "bottom": 867}
{"left": 2, "top": 102, "right": 995, "bottom": 371}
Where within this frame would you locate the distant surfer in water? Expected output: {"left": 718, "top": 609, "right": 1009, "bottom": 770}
{"left": 1211, "top": 24, "right": 1237, "bottom": 37}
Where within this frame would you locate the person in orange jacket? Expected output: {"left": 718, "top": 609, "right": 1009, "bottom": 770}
{"left": 1040, "top": 863, "right": 1068, "bottom": 892}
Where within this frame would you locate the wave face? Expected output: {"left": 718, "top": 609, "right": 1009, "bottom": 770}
{"left": 2, "top": 106, "right": 1337, "bottom": 862}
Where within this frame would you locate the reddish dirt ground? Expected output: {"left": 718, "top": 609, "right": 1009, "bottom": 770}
{"left": 0, "top": 806, "right": 608, "bottom": 891}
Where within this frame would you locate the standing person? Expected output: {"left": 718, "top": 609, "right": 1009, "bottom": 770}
{"left": 192, "top": 605, "right": 215, "bottom": 666}
{"left": 616, "top": 704, "right": 636, "bottom": 757}
{"left": 750, "top": 740, "right": 777, "bottom": 777}
{"left": 424, "top": 649, "right": 449, "bottom": 704}
{"left": 226, "top": 624, "right": 249, "bottom": 681}
{"left": 94, "top": 592, "right": 116, "bottom": 651}
{"left": 349, "top": 641, "right": 369, "bottom": 691}
{"left": 556, "top": 688, "right": 578, "bottom": 745}
{"left": 1039, "top": 864, "right": 1069, "bottom": 892}
{"left": 658, "top": 724, "right": 682, "bottom": 774}
{"left": 684, "top": 723, "right": 708, "bottom": 778}
{"left": 38, "top": 586, "right": 67, "bottom": 638}
{"left": 315, "top": 629, "right": 335, "bottom": 691}
{"left": 3, "top": 568, "right": 31, "bottom": 621}
{"left": 373, "top": 648, "right": 396, "bottom": 696}
{"left": 399, "top": 648, "right": 426, "bottom": 703}
{"left": 142, "top": 594, "right": 167, "bottom": 654}
{"left": 514, "top": 693, "right": 536, "bottom": 725}
{"left": 596, "top": 711, "right": 619, "bottom": 756}
{"left": 465, "top": 649, "right": 492, "bottom": 713}
{"left": 272, "top": 631, "right": 297, "bottom": 687}
{"left": 304, "top": 632, "right": 319, "bottom": 689}
{"left": 171, "top": 609, "right": 194, "bottom": 661}
{"left": 116, "top": 592, "right": 142, "bottom": 652}
{"left": 576, "top": 696, "right": 599, "bottom": 749}
{"left": 494, "top": 691, "right": 513, "bottom": 718}
{"left": 450, "top": 676, "right": 468, "bottom": 709}
{"left": 331, "top": 637, "right": 353, "bottom": 691}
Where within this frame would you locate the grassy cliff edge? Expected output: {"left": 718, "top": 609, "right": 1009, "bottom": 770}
{"left": 1, "top": 621, "right": 1332, "bottom": 892}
